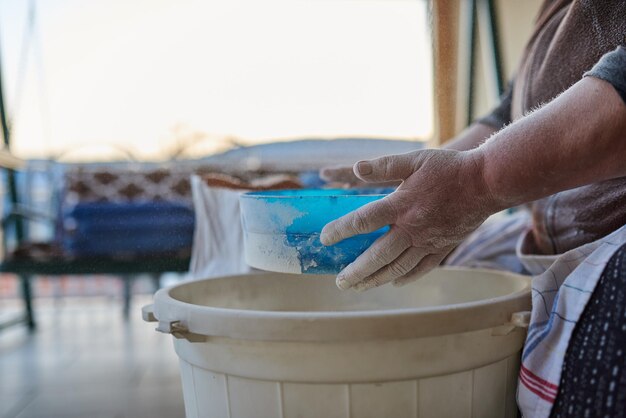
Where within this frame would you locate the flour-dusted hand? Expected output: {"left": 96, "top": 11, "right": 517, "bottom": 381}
{"left": 320, "top": 149, "right": 501, "bottom": 291}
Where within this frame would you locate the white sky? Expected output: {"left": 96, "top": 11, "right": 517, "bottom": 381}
{"left": 0, "top": 0, "right": 432, "bottom": 161}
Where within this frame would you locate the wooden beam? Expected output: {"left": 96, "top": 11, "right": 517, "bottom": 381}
{"left": 431, "top": 0, "right": 460, "bottom": 146}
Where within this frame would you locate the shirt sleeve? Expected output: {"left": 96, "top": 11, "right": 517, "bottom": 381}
{"left": 476, "top": 82, "right": 514, "bottom": 130}
{"left": 585, "top": 46, "right": 626, "bottom": 105}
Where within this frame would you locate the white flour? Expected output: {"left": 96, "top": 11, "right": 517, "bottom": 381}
{"left": 244, "top": 231, "right": 302, "bottom": 274}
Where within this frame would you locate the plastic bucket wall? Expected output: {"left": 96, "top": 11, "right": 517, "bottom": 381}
{"left": 239, "top": 188, "right": 393, "bottom": 274}
{"left": 145, "top": 268, "right": 531, "bottom": 418}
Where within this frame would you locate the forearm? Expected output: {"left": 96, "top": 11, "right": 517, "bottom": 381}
{"left": 471, "top": 77, "right": 626, "bottom": 211}
{"left": 442, "top": 122, "right": 496, "bottom": 151}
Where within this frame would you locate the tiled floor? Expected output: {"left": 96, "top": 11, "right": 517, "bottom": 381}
{"left": 0, "top": 296, "right": 185, "bottom": 418}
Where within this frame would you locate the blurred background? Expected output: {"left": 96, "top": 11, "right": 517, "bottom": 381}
{"left": 1, "top": 0, "right": 433, "bottom": 161}
{"left": 0, "top": 1, "right": 541, "bottom": 417}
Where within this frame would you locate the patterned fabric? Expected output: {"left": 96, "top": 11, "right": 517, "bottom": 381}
{"left": 446, "top": 217, "right": 626, "bottom": 417}
{"left": 62, "top": 164, "right": 214, "bottom": 206}
{"left": 517, "top": 225, "right": 626, "bottom": 417}
{"left": 57, "top": 163, "right": 213, "bottom": 257}
{"left": 550, "top": 244, "right": 626, "bottom": 418}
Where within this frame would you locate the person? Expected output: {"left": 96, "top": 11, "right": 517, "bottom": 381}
{"left": 320, "top": 1, "right": 626, "bottom": 417}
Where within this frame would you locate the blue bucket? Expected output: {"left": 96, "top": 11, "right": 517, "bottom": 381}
{"left": 240, "top": 188, "right": 393, "bottom": 274}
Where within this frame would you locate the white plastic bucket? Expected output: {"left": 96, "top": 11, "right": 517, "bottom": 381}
{"left": 143, "top": 268, "right": 531, "bottom": 418}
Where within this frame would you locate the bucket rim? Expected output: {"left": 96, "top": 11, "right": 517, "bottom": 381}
{"left": 240, "top": 188, "right": 393, "bottom": 200}
{"left": 151, "top": 267, "right": 532, "bottom": 342}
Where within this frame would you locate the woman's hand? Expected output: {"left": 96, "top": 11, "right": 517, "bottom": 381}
{"left": 320, "top": 149, "right": 501, "bottom": 291}
{"left": 322, "top": 75, "right": 626, "bottom": 292}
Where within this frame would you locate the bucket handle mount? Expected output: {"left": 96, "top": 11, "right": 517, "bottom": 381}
{"left": 142, "top": 304, "right": 206, "bottom": 343}
{"left": 491, "top": 311, "right": 531, "bottom": 336}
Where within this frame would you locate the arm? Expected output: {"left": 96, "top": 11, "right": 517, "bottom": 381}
{"left": 322, "top": 79, "right": 511, "bottom": 184}
{"left": 320, "top": 122, "right": 496, "bottom": 187}
{"left": 477, "top": 76, "right": 626, "bottom": 208}
{"left": 321, "top": 76, "right": 626, "bottom": 291}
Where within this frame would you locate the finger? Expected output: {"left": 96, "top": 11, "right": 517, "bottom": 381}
{"left": 392, "top": 253, "right": 445, "bottom": 287}
{"left": 353, "top": 247, "right": 424, "bottom": 292}
{"left": 353, "top": 150, "right": 428, "bottom": 183}
{"left": 335, "top": 228, "right": 411, "bottom": 290}
{"left": 320, "top": 166, "right": 358, "bottom": 184}
{"left": 320, "top": 198, "right": 396, "bottom": 246}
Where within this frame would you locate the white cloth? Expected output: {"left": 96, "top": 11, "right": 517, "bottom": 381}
{"left": 445, "top": 210, "right": 530, "bottom": 274}
{"left": 189, "top": 175, "right": 252, "bottom": 279}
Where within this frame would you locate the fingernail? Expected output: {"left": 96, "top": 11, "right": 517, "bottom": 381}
{"left": 336, "top": 276, "right": 351, "bottom": 290}
{"left": 320, "top": 231, "right": 331, "bottom": 246}
{"left": 356, "top": 161, "right": 372, "bottom": 176}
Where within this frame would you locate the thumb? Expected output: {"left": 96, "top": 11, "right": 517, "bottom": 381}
{"left": 353, "top": 151, "right": 428, "bottom": 183}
